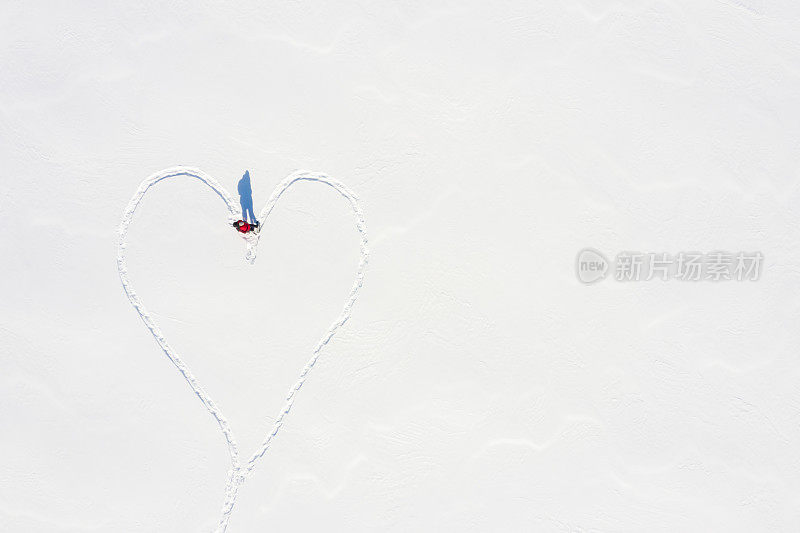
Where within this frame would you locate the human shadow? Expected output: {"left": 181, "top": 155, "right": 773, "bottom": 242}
{"left": 238, "top": 170, "right": 257, "bottom": 224}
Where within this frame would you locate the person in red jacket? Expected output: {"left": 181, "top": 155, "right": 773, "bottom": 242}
{"left": 233, "top": 219, "right": 260, "bottom": 233}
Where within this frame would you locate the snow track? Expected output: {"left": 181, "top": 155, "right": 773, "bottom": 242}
{"left": 117, "top": 166, "right": 369, "bottom": 532}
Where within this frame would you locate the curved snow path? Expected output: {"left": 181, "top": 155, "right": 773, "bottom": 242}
{"left": 117, "top": 166, "right": 369, "bottom": 532}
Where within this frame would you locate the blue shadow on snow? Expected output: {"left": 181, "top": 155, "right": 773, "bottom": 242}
{"left": 238, "top": 170, "right": 257, "bottom": 224}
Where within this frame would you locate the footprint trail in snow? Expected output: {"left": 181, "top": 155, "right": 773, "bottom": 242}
{"left": 117, "top": 166, "right": 369, "bottom": 532}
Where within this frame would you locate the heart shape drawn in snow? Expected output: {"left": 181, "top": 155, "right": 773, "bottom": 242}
{"left": 117, "top": 167, "right": 368, "bottom": 532}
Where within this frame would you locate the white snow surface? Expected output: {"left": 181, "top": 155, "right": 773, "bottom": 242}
{"left": 3, "top": 1, "right": 800, "bottom": 532}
